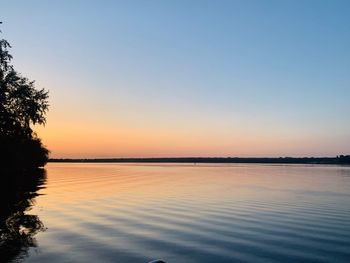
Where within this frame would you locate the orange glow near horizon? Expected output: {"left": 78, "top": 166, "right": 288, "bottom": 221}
{"left": 34, "top": 117, "right": 344, "bottom": 158}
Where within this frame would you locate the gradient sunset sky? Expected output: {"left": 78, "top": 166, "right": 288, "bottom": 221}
{"left": 2, "top": 0, "right": 350, "bottom": 158}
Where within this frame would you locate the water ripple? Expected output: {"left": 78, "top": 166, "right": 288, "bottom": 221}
{"left": 22, "top": 163, "right": 350, "bottom": 263}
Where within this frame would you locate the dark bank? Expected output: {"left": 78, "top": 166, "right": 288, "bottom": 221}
{"left": 0, "top": 169, "right": 47, "bottom": 262}
{"left": 50, "top": 155, "right": 350, "bottom": 165}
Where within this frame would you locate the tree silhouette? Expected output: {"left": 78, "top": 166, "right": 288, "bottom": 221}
{"left": 0, "top": 23, "right": 49, "bottom": 169}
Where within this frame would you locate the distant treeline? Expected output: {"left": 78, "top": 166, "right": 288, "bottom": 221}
{"left": 50, "top": 155, "right": 350, "bottom": 164}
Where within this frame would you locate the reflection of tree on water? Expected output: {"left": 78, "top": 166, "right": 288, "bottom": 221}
{"left": 0, "top": 169, "right": 47, "bottom": 262}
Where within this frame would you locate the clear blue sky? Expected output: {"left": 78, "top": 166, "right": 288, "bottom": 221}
{"left": 1, "top": 0, "right": 350, "bottom": 157}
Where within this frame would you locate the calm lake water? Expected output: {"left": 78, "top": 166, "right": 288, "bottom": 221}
{"left": 2, "top": 163, "right": 350, "bottom": 263}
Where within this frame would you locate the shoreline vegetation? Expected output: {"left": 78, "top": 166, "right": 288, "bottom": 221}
{"left": 1, "top": 23, "right": 49, "bottom": 170}
{"left": 50, "top": 155, "right": 350, "bottom": 165}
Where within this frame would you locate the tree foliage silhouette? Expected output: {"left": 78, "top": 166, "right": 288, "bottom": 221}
{"left": 0, "top": 24, "right": 49, "bottom": 168}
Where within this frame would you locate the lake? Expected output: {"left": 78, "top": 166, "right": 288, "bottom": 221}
{"left": 2, "top": 163, "right": 350, "bottom": 263}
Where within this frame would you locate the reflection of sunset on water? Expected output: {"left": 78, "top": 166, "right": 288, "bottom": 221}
{"left": 26, "top": 163, "right": 350, "bottom": 262}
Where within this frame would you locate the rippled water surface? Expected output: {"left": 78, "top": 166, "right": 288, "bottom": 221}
{"left": 11, "top": 163, "right": 350, "bottom": 262}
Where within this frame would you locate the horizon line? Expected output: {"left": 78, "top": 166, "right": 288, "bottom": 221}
{"left": 48, "top": 156, "right": 350, "bottom": 165}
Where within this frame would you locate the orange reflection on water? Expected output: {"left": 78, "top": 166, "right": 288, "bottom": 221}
{"left": 38, "top": 163, "right": 350, "bottom": 208}
{"left": 26, "top": 163, "right": 350, "bottom": 263}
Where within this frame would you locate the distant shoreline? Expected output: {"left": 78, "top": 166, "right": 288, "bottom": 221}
{"left": 49, "top": 156, "right": 350, "bottom": 165}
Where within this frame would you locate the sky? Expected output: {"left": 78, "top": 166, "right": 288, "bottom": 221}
{"left": 1, "top": 0, "right": 350, "bottom": 158}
